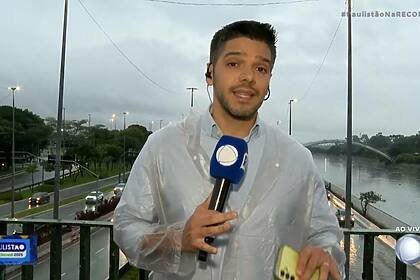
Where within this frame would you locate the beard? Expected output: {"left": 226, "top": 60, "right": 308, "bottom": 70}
{"left": 214, "top": 86, "right": 264, "bottom": 121}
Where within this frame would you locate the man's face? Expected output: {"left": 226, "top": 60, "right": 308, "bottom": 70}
{"left": 208, "top": 37, "right": 272, "bottom": 121}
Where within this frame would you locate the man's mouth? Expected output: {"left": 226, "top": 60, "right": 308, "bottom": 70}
{"left": 232, "top": 88, "right": 256, "bottom": 101}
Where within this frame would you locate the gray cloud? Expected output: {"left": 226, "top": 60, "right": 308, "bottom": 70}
{"left": 1, "top": 0, "right": 419, "bottom": 142}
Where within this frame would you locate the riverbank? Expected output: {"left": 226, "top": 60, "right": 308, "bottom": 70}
{"left": 313, "top": 153, "right": 420, "bottom": 227}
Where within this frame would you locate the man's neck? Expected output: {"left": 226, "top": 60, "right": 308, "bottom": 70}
{"left": 211, "top": 105, "right": 257, "bottom": 138}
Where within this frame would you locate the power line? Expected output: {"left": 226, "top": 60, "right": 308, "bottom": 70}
{"left": 297, "top": 5, "right": 345, "bottom": 102}
{"left": 143, "top": 0, "right": 319, "bottom": 6}
{"left": 279, "top": 3, "right": 346, "bottom": 124}
{"left": 77, "top": 0, "right": 178, "bottom": 95}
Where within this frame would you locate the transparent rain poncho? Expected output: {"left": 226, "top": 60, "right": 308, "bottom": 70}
{"left": 113, "top": 109, "right": 345, "bottom": 280}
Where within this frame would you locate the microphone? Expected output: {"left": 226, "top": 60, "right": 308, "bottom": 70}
{"left": 198, "top": 135, "right": 248, "bottom": 262}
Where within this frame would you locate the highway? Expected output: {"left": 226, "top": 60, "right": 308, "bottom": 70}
{"left": 6, "top": 189, "right": 420, "bottom": 279}
{"left": 0, "top": 166, "right": 72, "bottom": 192}
{"left": 7, "top": 190, "right": 128, "bottom": 280}
{"left": 0, "top": 175, "right": 120, "bottom": 217}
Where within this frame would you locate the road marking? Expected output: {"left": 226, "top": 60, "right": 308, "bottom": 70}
{"left": 96, "top": 248, "right": 105, "bottom": 255}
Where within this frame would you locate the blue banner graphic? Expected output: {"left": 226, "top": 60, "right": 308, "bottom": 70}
{"left": 0, "top": 234, "right": 37, "bottom": 265}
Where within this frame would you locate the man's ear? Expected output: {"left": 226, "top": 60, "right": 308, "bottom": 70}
{"left": 205, "top": 63, "right": 213, "bottom": 86}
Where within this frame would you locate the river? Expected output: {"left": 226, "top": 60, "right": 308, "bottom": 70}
{"left": 312, "top": 153, "right": 420, "bottom": 226}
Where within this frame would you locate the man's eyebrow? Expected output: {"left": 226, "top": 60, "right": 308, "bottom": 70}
{"left": 223, "top": 52, "right": 271, "bottom": 64}
{"left": 256, "top": 55, "right": 271, "bottom": 64}
{"left": 223, "top": 51, "right": 243, "bottom": 58}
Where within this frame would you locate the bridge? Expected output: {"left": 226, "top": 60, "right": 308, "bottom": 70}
{"left": 304, "top": 139, "right": 394, "bottom": 163}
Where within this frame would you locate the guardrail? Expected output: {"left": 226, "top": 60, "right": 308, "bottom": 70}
{"left": 0, "top": 218, "right": 131, "bottom": 280}
{"left": 343, "top": 228, "right": 420, "bottom": 280}
{"left": 0, "top": 218, "right": 418, "bottom": 280}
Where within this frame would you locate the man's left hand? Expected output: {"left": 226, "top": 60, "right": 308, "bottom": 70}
{"left": 296, "top": 245, "right": 341, "bottom": 280}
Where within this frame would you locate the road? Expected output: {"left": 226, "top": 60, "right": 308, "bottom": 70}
{"left": 0, "top": 175, "right": 120, "bottom": 217}
{"left": 7, "top": 190, "right": 126, "bottom": 280}
{"left": 7, "top": 189, "right": 420, "bottom": 279}
{"left": 0, "top": 166, "right": 73, "bottom": 192}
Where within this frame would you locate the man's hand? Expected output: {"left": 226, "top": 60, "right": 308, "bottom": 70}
{"left": 182, "top": 195, "right": 237, "bottom": 254}
{"left": 297, "top": 245, "right": 341, "bottom": 280}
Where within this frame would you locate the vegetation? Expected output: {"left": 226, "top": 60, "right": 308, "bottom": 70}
{"left": 359, "top": 191, "right": 386, "bottom": 217}
{"left": 0, "top": 106, "right": 53, "bottom": 164}
{"left": 309, "top": 132, "right": 420, "bottom": 164}
{"left": 0, "top": 106, "right": 151, "bottom": 173}
{"left": 25, "top": 162, "right": 38, "bottom": 191}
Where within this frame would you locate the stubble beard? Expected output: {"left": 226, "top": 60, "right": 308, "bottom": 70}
{"left": 214, "top": 87, "right": 263, "bottom": 121}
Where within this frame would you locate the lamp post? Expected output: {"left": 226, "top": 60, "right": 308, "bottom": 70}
{"left": 123, "top": 112, "right": 128, "bottom": 182}
{"left": 187, "top": 87, "right": 198, "bottom": 108}
{"left": 7, "top": 85, "right": 21, "bottom": 218}
{"left": 344, "top": 0, "right": 353, "bottom": 277}
{"left": 112, "top": 114, "right": 116, "bottom": 130}
{"left": 288, "top": 98, "right": 297, "bottom": 136}
{"left": 62, "top": 107, "right": 66, "bottom": 153}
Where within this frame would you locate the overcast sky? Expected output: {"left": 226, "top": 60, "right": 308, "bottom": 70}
{"left": 1, "top": 0, "right": 419, "bottom": 143}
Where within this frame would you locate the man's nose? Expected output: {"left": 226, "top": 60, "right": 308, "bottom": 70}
{"left": 239, "top": 66, "right": 256, "bottom": 84}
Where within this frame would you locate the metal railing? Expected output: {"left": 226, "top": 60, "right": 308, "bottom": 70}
{"left": 0, "top": 218, "right": 418, "bottom": 280}
{"left": 343, "top": 228, "right": 420, "bottom": 280}
{"left": 0, "top": 218, "right": 126, "bottom": 280}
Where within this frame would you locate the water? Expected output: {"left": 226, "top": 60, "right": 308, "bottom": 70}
{"left": 313, "top": 153, "right": 420, "bottom": 226}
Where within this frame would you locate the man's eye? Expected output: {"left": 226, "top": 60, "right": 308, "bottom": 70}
{"left": 257, "top": 66, "right": 268, "bottom": 73}
{"left": 227, "top": 62, "right": 239, "bottom": 67}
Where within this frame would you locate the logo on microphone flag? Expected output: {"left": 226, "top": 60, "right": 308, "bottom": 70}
{"left": 216, "top": 145, "right": 238, "bottom": 166}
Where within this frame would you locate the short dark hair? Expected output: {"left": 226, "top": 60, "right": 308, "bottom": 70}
{"left": 210, "top": 20, "right": 277, "bottom": 68}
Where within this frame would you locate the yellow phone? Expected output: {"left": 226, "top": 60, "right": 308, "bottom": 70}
{"left": 274, "top": 245, "right": 320, "bottom": 280}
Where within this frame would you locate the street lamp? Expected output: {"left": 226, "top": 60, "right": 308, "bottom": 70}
{"left": 112, "top": 114, "right": 116, "bottom": 130}
{"left": 7, "top": 85, "right": 21, "bottom": 218}
{"left": 288, "top": 98, "right": 298, "bottom": 136}
{"left": 123, "top": 112, "right": 128, "bottom": 182}
{"left": 88, "top": 113, "right": 91, "bottom": 129}
{"left": 186, "top": 87, "right": 198, "bottom": 108}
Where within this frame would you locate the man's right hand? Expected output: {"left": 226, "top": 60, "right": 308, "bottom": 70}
{"left": 181, "top": 195, "right": 238, "bottom": 254}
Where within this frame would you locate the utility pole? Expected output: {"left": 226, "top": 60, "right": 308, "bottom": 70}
{"left": 52, "top": 0, "right": 69, "bottom": 278}
{"left": 123, "top": 112, "right": 128, "bottom": 182}
{"left": 62, "top": 107, "right": 66, "bottom": 153}
{"left": 288, "top": 99, "right": 297, "bottom": 135}
{"left": 344, "top": 0, "right": 353, "bottom": 278}
{"left": 88, "top": 113, "right": 91, "bottom": 128}
{"left": 7, "top": 86, "right": 20, "bottom": 218}
{"left": 186, "top": 87, "right": 198, "bottom": 108}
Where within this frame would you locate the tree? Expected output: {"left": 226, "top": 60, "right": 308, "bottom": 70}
{"left": 359, "top": 191, "right": 386, "bottom": 217}
{"left": 25, "top": 162, "right": 38, "bottom": 191}
{"left": 360, "top": 134, "right": 369, "bottom": 144}
{"left": 0, "top": 106, "right": 53, "bottom": 166}
{"left": 368, "top": 133, "right": 391, "bottom": 150}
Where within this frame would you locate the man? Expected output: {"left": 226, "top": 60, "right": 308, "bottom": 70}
{"left": 114, "top": 20, "right": 345, "bottom": 280}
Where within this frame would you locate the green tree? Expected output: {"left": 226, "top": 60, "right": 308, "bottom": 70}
{"left": 0, "top": 106, "right": 53, "bottom": 166}
{"left": 368, "top": 133, "right": 391, "bottom": 150}
{"left": 25, "top": 162, "right": 38, "bottom": 191}
{"left": 359, "top": 191, "right": 386, "bottom": 217}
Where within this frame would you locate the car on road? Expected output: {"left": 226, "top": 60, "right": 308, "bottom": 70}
{"left": 336, "top": 208, "right": 355, "bottom": 227}
{"left": 85, "top": 191, "right": 104, "bottom": 204}
{"left": 113, "top": 183, "right": 125, "bottom": 197}
{"left": 28, "top": 192, "right": 50, "bottom": 207}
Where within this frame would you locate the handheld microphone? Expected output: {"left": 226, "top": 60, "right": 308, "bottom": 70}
{"left": 198, "top": 135, "right": 248, "bottom": 262}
